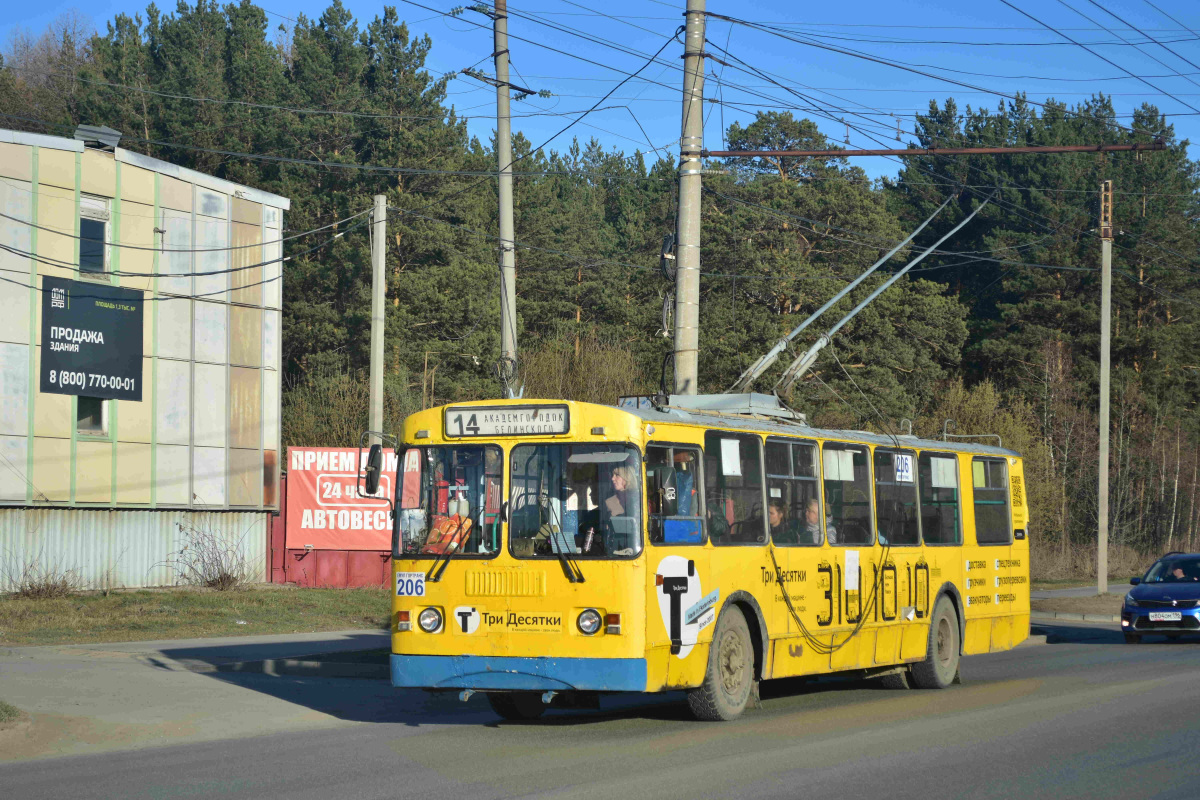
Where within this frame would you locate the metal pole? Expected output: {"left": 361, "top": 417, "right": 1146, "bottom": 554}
{"left": 370, "top": 194, "right": 386, "bottom": 436}
{"left": 1098, "top": 180, "right": 1113, "bottom": 595}
{"left": 495, "top": 0, "right": 519, "bottom": 398}
{"left": 673, "top": 0, "right": 705, "bottom": 395}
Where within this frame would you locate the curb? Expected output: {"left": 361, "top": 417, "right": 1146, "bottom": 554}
{"left": 178, "top": 654, "right": 389, "bottom": 680}
{"left": 1031, "top": 611, "right": 1120, "bottom": 623}
{"left": 1017, "top": 634, "right": 1048, "bottom": 647}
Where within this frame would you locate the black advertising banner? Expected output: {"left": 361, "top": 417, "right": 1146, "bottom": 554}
{"left": 40, "top": 276, "right": 144, "bottom": 401}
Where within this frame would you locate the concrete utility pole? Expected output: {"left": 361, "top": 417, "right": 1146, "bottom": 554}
{"left": 495, "top": 0, "right": 519, "bottom": 398}
{"left": 1098, "top": 180, "right": 1113, "bottom": 595}
{"left": 370, "top": 194, "right": 386, "bottom": 436}
{"left": 672, "top": 0, "right": 705, "bottom": 395}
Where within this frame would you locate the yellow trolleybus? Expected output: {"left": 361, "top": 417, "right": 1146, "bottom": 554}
{"left": 365, "top": 394, "right": 1030, "bottom": 721}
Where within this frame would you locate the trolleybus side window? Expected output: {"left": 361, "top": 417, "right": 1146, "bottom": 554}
{"left": 508, "top": 444, "right": 642, "bottom": 558}
{"left": 646, "top": 444, "right": 705, "bottom": 545}
{"left": 918, "top": 452, "right": 961, "bottom": 545}
{"left": 765, "top": 438, "right": 822, "bottom": 546}
{"left": 703, "top": 431, "right": 766, "bottom": 546}
{"left": 972, "top": 457, "right": 1012, "bottom": 545}
{"left": 821, "top": 443, "right": 873, "bottom": 546}
{"left": 874, "top": 449, "right": 921, "bottom": 547}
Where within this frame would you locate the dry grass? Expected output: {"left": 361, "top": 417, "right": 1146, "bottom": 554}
{"left": 1030, "top": 536, "right": 1153, "bottom": 583}
{"left": 0, "top": 585, "right": 390, "bottom": 646}
{"left": 1, "top": 544, "right": 83, "bottom": 599}
{"left": 1031, "top": 594, "right": 1123, "bottom": 616}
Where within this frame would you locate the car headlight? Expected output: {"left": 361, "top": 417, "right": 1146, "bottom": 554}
{"left": 1124, "top": 593, "right": 1138, "bottom": 608}
{"left": 418, "top": 607, "right": 443, "bottom": 633}
{"left": 577, "top": 609, "right": 602, "bottom": 635}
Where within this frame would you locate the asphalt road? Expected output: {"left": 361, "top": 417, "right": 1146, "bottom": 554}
{"left": 4, "top": 623, "right": 1199, "bottom": 800}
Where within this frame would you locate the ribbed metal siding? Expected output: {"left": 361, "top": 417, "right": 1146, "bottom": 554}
{"left": 0, "top": 508, "right": 268, "bottom": 591}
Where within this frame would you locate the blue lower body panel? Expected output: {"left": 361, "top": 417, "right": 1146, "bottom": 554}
{"left": 391, "top": 654, "right": 648, "bottom": 692}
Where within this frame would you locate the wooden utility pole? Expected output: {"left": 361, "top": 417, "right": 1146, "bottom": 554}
{"left": 1098, "top": 180, "right": 1113, "bottom": 595}
{"left": 672, "top": 0, "right": 705, "bottom": 395}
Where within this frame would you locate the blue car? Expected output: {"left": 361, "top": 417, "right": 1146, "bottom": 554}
{"left": 1122, "top": 552, "right": 1200, "bottom": 643}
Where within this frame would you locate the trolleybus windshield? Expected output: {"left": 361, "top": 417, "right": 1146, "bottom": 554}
{"left": 508, "top": 443, "right": 642, "bottom": 559}
{"left": 396, "top": 445, "right": 504, "bottom": 557}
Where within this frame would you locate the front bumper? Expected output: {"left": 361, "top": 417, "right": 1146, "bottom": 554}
{"left": 391, "top": 654, "right": 648, "bottom": 692}
{"left": 1122, "top": 606, "right": 1200, "bottom": 633}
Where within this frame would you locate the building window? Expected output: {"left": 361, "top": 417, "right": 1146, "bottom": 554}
{"left": 77, "top": 396, "right": 107, "bottom": 436}
{"left": 80, "top": 196, "right": 110, "bottom": 275}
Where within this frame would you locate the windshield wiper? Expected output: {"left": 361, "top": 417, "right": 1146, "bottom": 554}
{"left": 553, "top": 536, "right": 585, "bottom": 583}
{"left": 426, "top": 549, "right": 452, "bottom": 582}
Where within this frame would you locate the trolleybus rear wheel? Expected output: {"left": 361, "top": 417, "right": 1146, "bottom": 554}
{"left": 687, "top": 608, "right": 754, "bottom": 721}
{"left": 909, "top": 595, "right": 960, "bottom": 690}
{"left": 487, "top": 691, "right": 546, "bottom": 721}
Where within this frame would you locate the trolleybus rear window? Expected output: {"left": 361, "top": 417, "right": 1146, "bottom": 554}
{"left": 509, "top": 444, "right": 642, "bottom": 558}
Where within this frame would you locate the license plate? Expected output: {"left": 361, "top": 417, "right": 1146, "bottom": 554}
{"left": 1148, "top": 611, "right": 1182, "bottom": 622}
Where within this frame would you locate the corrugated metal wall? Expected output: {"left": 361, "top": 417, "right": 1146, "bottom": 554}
{"left": 0, "top": 508, "right": 268, "bottom": 590}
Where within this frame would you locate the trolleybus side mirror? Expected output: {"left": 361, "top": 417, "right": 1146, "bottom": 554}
{"left": 364, "top": 444, "right": 383, "bottom": 496}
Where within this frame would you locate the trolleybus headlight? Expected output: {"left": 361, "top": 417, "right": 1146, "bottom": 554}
{"left": 577, "top": 609, "right": 602, "bottom": 636}
{"left": 418, "top": 607, "right": 443, "bottom": 633}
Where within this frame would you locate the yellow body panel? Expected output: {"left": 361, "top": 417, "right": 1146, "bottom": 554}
{"left": 391, "top": 400, "right": 1031, "bottom": 693}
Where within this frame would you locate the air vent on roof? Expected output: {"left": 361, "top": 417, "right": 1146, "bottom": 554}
{"left": 74, "top": 125, "right": 122, "bottom": 151}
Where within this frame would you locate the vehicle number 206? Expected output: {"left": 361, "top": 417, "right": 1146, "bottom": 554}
{"left": 395, "top": 572, "right": 426, "bottom": 597}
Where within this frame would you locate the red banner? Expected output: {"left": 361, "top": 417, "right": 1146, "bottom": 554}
{"left": 286, "top": 447, "right": 398, "bottom": 550}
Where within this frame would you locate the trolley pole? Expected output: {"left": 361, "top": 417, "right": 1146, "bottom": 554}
{"left": 370, "top": 194, "right": 386, "bottom": 437}
{"left": 672, "top": 0, "right": 705, "bottom": 395}
{"left": 495, "top": 0, "right": 519, "bottom": 398}
{"left": 1098, "top": 180, "right": 1113, "bottom": 595}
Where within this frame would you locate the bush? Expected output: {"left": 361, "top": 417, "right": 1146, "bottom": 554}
{"left": 282, "top": 365, "right": 420, "bottom": 447}
{"left": 160, "top": 520, "right": 251, "bottom": 591}
{"left": 1, "top": 546, "right": 81, "bottom": 599}
{"left": 521, "top": 328, "right": 652, "bottom": 404}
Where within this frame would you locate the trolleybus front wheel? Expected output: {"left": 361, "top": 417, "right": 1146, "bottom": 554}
{"left": 487, "top": 691, "right": 546, "bottom": 721}
{"left": 687, "top": 608, "right": 754, "bottom": 721}
{"left": 909, "top": 595, "right": 960, "bottom": 690}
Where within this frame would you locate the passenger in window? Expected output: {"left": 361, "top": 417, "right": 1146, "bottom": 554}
{"left": 803, "top": 499, "right": 826, "bottom": 545}
{"left": 768, "top": 499, "right": 791, "bottom": 542}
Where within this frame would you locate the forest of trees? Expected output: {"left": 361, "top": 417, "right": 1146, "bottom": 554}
{"left": 3, "top": 2, "right": 1198, "bottom": 575}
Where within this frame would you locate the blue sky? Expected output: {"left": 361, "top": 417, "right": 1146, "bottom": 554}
{"left": 5, "top": 0, "right": 1200, "bottom": 181}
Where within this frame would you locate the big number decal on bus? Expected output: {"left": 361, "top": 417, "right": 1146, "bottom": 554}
{"left": 905, "top": 561, "right": 931, "bottom": 618}
{"left": 817, "top": 563, "right": 833, "bottom": 626}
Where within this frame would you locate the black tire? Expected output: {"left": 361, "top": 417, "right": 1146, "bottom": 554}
{"left": 687, "top": 608, "right": 755, "bottom": 721}
{"left": 487, "top": 691, "right": 546, "bottom": 721}
{"left": 879, "top": 670, "right": 911, "bottom": 690}
{"left": 909, "top": 595, "right": 960, "bottom": 690}
{"left": 1124, "top": 633, "right": 1141, "bottom": 644}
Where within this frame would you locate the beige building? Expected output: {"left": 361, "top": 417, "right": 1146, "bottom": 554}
{"left": 0, "top": 126, "right": 289, "bottom": 589}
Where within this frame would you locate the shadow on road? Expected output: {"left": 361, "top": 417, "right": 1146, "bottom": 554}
{"left": 158, "top": 624, "right": 1200, "bottom": 729}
